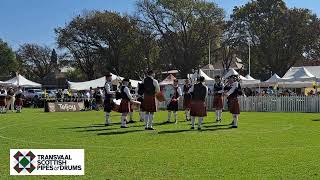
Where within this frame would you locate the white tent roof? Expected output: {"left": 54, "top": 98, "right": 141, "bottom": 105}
{"left": 199, "top": 69, "right": 214, "bottom": 81}
{"left": 300, "top": 66, "right": 320, "bottom": 80}
{"left": 245, "top": 75, "right": 255, "bottom": 80}
{"left": 68, "top": 75, "right": 141, "bottom": 90}
{"left": 4, "top": 75, "right": 41, "bottom": 88}
{"left": 266, "top": 74, "right": 282, "bottom": 83}
{"left": 159, "top": 74, "right": 176, "bottom": 86}
{"left": 241, "top": 75, "right": 261, "bottom": 87}
{"left": 68, "top": 77, "right": 106, "bottom": 91}
{"left": 223, "top": 68, "right": 239, "bottom": 79}
{"left": 0, "top": 81, "right": 12, "bottom": 85}
{"left": 281, "top": 67, "right": 316, "bottom": 82}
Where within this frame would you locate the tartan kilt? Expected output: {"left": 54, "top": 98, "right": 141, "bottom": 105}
{"left": 213, "top": 95, "right": 224, "bottom": 110}
{"left": 104, "top": 98, "right": 113, "bottom": 112}
{"left": 183, "top": 95, "right": 191, "bottom": 109}
{"left": 190, "top": 100, "right": 207, "bottom": 117}
{"left": 167, "top": 100, "right": 178, "bottom": 111}
{"left": 137, "top": 97, "right": 145, "bottom": 111}
{"left": 0, "top": 98, "right": 6, "bottom": 106}
{"left": 228, "top": 96, "right": 240, "bottom": 115}
{"left": 143, "top": 95, "right": 157, "bottom": 112}
{"left": 15, "top": 98, "right": 23, "bottom": 106}
{"left": 119, "top": 99, "right": 131, "bottom": 113}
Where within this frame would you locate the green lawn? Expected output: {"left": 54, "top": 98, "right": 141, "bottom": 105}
{"left": 1, "top": 109, "right": 320, "bottom": 179}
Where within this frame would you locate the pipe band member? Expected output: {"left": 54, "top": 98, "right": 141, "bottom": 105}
{"left": 15, "top": 86, "right": 24, "bottom": 113}
{"left": 183, "top": 79, "right": 192, "bottom": 121}
{"left": 189, "top": 76, "right": 208, "bottom": 130}
{"left": 213, "top": 75, "right": 224, "bottom": 123}
{"left": 167, "top": 79, "right": 182, "bottom": 124}
{"left": 104, "top": 73, "right": 116, "bottom": 126}
{"left": 225, "top": 75, "right": 241, "bottom": 128}
{"left": 0, "top": 86, "right": 7, "bottom": 114}
{"left": 119, "top": 78, "right": 133, "bottom": 128}
{"left": 142, "top": 70, "right": 160, "bottom": 130}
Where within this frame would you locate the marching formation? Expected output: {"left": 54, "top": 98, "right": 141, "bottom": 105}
{"left": 103, "top": 70, "right": 242, "bottom": 130}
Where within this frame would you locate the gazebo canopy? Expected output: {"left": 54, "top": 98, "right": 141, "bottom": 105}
{"left": 159, "top": 74, "right": 176, "bottom": 86}
{"left": 5, "top": 74, "right": 41, "bottom": 88}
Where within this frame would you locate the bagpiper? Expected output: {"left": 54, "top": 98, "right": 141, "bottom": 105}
{"left": 142, "top": 70, "right": 160, "bottom": 130}
{"left": 167, "top": 79, "right": 182, "bottom": 124}
{"left": 136, "top": 82, "right": 145, "bottom": 122}
{"left": 183, "top": 79, "right": 192, "bottom": 121}
{"left": 225, "top": 75, "right": 241, "bottom": 128}
{"left": 213, "top": 75, "right": 224, "bottom": 123}
{"left": 15, "top": 86, "right": 24, "bottom": 113}
{"left": 118, "top": 79, "right": 133, "bottom": 128}
{"left": 189, "top": 76, "right": 208, "bottom": 130}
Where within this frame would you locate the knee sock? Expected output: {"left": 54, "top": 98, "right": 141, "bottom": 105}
{"left": 167, "top": 111, "right": 171, "bottom": 121}
{"left": 191, "top": 116, "right": 195, "bottom": 127}
{"left": 149, "top": 113, "right": 154, "bottom": 128}
{"left": 174, "top": 111, "right": 177, "bottom": 122}
{"left": 233, "top": 114, "right": 238, "bottom": 126}
{"left": 121, "top": 114, "right": 127, "bottom": 127}
{"left": 145, "top": 113, "right": 149, "bottom": 128}
{"left": 218, "top": 110, "right": 223, "bottom": 120}
{"left": 105, "top": 112, "right": 110, "bottom": 124}
{"left": 198, "top": 117, "right": 203, "bottom": 128}
{"left": 215, "top": 110, "right": 219, "bottom": 120}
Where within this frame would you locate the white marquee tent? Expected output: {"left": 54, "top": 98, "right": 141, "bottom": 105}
{"left": 68, "top": 74, "right": 141, "bottom": 90}
{"left": 281, "top": 67, "right": 316, "bottom": 82}
{"left": 4, "top": 74, "right": 41, "bottom": 88}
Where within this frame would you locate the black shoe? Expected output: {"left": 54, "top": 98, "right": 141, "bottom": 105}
{"left": 140, "top": 119, "right": 144, "bottom": 122}
{"left": 166, "top": 120, "right": 170, "bottom": 123}
{"left": 121, "top": 126, "right": 128, "bottom": 128}
{"left": 190, "top": 127, "right": 195, "bottom": 130}
{"left": 229, "top": 121, "right": 234, "bottom": 125}
{"left": 104, "top": 123, "right": 110, "bottom": 126}
{"left": 231, "top": 126, "right": 238, "bottom": 128}
{"left": 148, "top": 127, "right": 155, "bottom": 130}
{"left": 128, "top": 120, "right": 135, "bottom": 123}
{"left": 145, "top": 127, "right": 148, "bottom": 130}
{"left": 197, "top": 127, "right": 201, "bottom": 130}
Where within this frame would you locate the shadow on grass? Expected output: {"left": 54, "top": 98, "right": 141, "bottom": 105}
{"left": 202, "top": 124, "right": 231, "bottom": 128}
{"left": 59, "top": 123, "right": 121, "bottom": 129}
{"left": 97, "top": 129, "right": 144, "bottom": 136}
{"left": 158, "top": 126, "right": 233, "bottom": 134}
{"left": 312, "top": 119, "right": 320, "bottom": 122}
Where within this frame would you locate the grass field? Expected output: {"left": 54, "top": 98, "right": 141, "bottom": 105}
{"left": 1, "top": 109, "right": 320, "bottom": 179}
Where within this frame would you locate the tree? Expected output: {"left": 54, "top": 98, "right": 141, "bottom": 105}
{"left": 55, "top": 11, "right": 159, "bottom": 80}
{"left": 229, "top": 0, "right": 320, "bottom": 78}
{"left": 17, "top": 44, "right": 56, "bottom": 80}
{"left": 137, "top": 0, "right": 225, "bottom": 77}
{"left": 0, "top": 39, "right": 17, "bottom": 77}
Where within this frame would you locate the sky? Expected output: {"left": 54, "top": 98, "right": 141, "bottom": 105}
{"left": 0, "top": 0, "right": 319, "bottom": 50}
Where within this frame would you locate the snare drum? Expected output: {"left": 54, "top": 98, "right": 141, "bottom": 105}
{"left": 131, "top": 100, "right": 141, "bottom": 111}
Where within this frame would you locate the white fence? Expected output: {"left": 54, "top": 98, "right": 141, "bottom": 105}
{"left": 159, "top": 96, "right": 320, "bottom": 113}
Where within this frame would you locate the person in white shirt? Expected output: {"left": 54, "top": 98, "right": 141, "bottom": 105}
{"left": 118, "top": 79, "right": 133, "bottom": 128}
{"left": 6, "top": 87, "right": 15, "bottom": 112}
{"left": 167, "top": 79, "right": 182, "bottom": 124}
{"left": 15, "top": 86, "right": 24, "bottom": 113}
{"left": 0, "top": 86, "right": 7, "bottom": 113}
{"left": 142, "top": 70, "right": 160, "bottom": 130}
{"left": 188, "top": 76, "right": 208, "bottom": 130}
{"left": 104, "top": 73, "right": 116, "bottom": 126}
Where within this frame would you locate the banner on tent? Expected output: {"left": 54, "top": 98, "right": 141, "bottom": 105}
{"left": 44, "top": 102, "right": 84, "bottom": 112}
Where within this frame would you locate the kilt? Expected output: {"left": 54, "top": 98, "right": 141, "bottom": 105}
{"left": 119, "top": 99, "right": 131, "bottom": 113}
{"left": 104, "top": 98, "right": 113, "bottom": 112}
{"left": 228, "top": 96, "right": 240, "bottom": 114}
{"left": 15, "top": 98, "right": 23, "bottom": 106}
{"left": 143, "top": 95, "right": 157, "bottom": 112}
{"left": 167, "top": 100, "right": 178, "bottom": 111}
{"left": 0, "top": 98, "right": 5, "bottom": 106}
{"left": 213, "top": 95, "right": 223, "bottom": 110}
{"left": 137, "top": 97, "right": 145, "bottom": 111}
{"left": 190, "top": 100, "right": 207, "bottom": 117}
{"left": 183, "top": 95, "right": 191, "bottom": 109}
